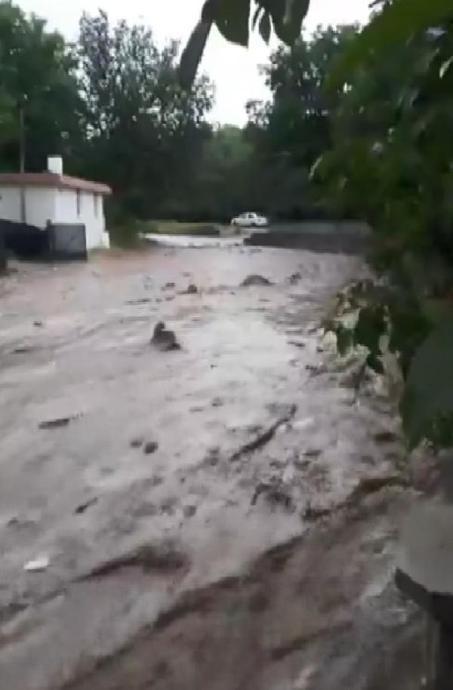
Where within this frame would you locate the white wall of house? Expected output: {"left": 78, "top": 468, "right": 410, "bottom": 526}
{"left": 0, "top": 186, "right": 21, "bottom": 222}
{"left": 26, "top": 188, "right": 57, "bottom": 227}
{"left": 0, "top": 185, "right": 57, "bottom": 227}
{"left": 0, "top": 185, "right": 109, "bottom": 250}
{"left": 54, "top": 189, "right": 108, "bottom": 250}
{"left": 0, "top": 186, "right": 57, "bottom": 227}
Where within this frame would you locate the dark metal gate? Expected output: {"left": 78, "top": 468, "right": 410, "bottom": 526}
{"left": 48, "top": 223, "right": 87, "bottom": 260}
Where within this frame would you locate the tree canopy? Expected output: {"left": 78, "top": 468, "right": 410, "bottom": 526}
{"left": 76, "top": 10, "right": 213, "bottom": 218}
{"left": 0, "top": 0, "right": 80, "bottom": 171}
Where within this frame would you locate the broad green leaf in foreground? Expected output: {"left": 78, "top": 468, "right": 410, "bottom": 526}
{"left": 179, "top": 21, "right": 212, "bottom": 89}
{"left": 180, "top": 0, "right": 311, "bottom": 87}
{"left": 354, "top": 304, "right": 387, "bottom": 354}
{"left": 259, "top": 11, "right": 271, "bottom": 44}
{"left": 402, "top": 320, "right": 453, "bottom": 448}
{"left": 205, "top": 0, "right": 251, "bottom": 47}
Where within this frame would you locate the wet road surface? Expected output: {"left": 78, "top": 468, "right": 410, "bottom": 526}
{"left": 0, "top": 245, "right": 422, "bottom": 689}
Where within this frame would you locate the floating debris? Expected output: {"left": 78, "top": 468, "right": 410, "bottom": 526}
{"left": 39, "top": 415, "right": 79, "bottom": 430}
{"left": 144, "top": 441, "right": 159, "bottom": 455}
{"left": 24, "top": 556, "right": 50, "bottom": 573}
{"left": 150, "top": 322, "right": 181, "bottom": 351}
{"left": 75, "top": 498, "right": 98, "bottom": 515}
{"left": 241, "top": 274, "right": 273, "bottom": 287}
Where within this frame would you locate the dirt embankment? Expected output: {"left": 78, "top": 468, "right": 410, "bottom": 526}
{"left": 0, "top": 245, "right": 423, "bottom": 690}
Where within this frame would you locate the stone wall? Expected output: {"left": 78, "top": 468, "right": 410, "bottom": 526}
{"left": 245, "top": 221, "right": 371, "bottom": 255}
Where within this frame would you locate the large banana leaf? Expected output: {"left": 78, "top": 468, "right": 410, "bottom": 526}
{"left": 180, "top": 0, "right": 310, "bottom": 87}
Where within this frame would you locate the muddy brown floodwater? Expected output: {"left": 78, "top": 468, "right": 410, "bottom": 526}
{"left": 0, "top": 244, "right": 423, "bottom": 690}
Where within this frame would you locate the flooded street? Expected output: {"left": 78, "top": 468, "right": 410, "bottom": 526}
{"left": 0, "top": 244, "right": 422, "bottom": 690}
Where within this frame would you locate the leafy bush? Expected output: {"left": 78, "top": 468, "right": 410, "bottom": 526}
{"left": 108, "top": 223, "right": 141, "bottom": 248}
{"left": 324, "top": 278, "right": 453, "bottom": 449}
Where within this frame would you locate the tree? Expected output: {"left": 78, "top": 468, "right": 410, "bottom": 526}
{"left": 0, "top": 0, "right": 81, "bottom": 172}
{"left": 314, "top": 13, "right": 453, "bottom": 259}
{"left": 243, "top": 26, "right": 358, "bottom": 219}
{"left": 191, "top": 125, "right": 254, "bottom": 220}
{"left": 77, "top": 10, "right": 214, "bottom": 218}
{"left": 262, "top": 25, "right": 357, "bottom": 164}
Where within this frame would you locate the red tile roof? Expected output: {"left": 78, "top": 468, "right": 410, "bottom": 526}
{"left": 0, "top": 172, "right": 111, "bottom": 195}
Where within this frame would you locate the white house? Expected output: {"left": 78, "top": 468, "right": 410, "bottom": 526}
{"left": 0, "top": 157, "right": 111, "bottom": 250}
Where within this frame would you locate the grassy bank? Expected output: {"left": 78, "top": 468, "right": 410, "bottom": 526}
{"left": 142, "top": 220, "right": 222, "bottom": 236}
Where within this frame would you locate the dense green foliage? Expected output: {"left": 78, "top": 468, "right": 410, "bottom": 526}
{"left": 178, "top": 25, "right": 360, "bottom": 221}
{"left": 315, "top": 18, "right": 453, "bottom": 271}
{"left": 310, "top": 0, "right": 453, "bottom": 449}
{"left": 244, "top": 25, "right": 358, "bottom": 218}
{"left": 76, "top": 11, "right": 213, "bottom": 219}
{"left": 0, "top": 1, "right": 80, "bottom": 171}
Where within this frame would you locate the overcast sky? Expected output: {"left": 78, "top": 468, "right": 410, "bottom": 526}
{"left": 18, "top": 0, "right": 370, "bottom": 125}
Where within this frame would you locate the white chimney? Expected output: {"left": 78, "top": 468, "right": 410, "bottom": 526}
{"left": 47, "top": 156, "right": 63, "bottom": 175}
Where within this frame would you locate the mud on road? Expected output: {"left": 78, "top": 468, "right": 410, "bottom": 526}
{"left": 0, "top": 245, "right": 423, "bottom": 689}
